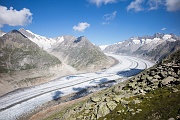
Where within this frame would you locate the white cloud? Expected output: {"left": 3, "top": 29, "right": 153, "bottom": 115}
{"left": 73, "top": 22, "right": 90, "bottom": 32}
{"left": 103, "top": 11, "right": 117, "bottom": 20}
{"left": 148, "top": 0, "right": 162, "bottom": 10}
{"left": 102, "top": 22, "right": 110, "bottom": 25}
{"left": 166, "top": 0, "right": 180, "bottom": 12}
{"left": 87, "top": 0, "right": 117, "bottom": 7}
{"left": 127, "top": 0, "right": 144, "bottom": 12}
{"left": 0, "top": 6, "right": 32, "bottom": 28}
{"left": 161, "top": 28, "right": 166, "bottom": 30}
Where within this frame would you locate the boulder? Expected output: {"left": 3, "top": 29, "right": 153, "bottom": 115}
{"left": 147, "top": 76, "right": 153, "bottom": 81}
{"left": 159, "top": 72, "right": 167, "bottom": 78}
{"left": 144, "top": 86, "right": 152, "bottom": 92}
{"left": 104, "top": 97, "right": 111, "bottom": 102}
{"left": 97, "top": 102, "right": 110, "bottom": 119}
{"left": 140, "top": 75, "right": 147, "bottom": 80}
{"left": 85, "top": 102, "right": 93, "bottom": 110}
{"left": 136, "top": 109, "right": 142, "bottom": 113}
{"left": 117, "top": 110, "right": 121, "bottom": 114}
{"left": 128, "top": 82, "right": 137, "bottom": 89}
{"left": 77, "top": 115, "right": 83, "bottom": 120}
{"left": 107, "top": 101, "right": 117, "bottom": 111}
{"left": 153, "top": 75, "right": 161, "bottom": 79}
{"left": 93, "top": 106, "right": 98, "bottom": 117}
{"left": 128, "top": 109, "right": 134, "bottom": 112}
{"left": 133, "top": 99, "right": 141, "bottom": 104}
{"left": 162, "top": 77, "right": 174, "bottom": 85}
{"left": 90, "top": 114, "right": 96, "bottom": 120}
{"left": 172, "top": 88, "right": 179, "bottom": 93}
{"left": 150, "top": 71, "right": 156, "bottom": 76}
{"left": 121, "top": 99, "right": 129, "bottom": 105}
{"left": 168, "top": 118, "right": 175, "bottom": 120}
{"left": 113, "top": 96, "right": 121, "bottom": 103}
{"left": 91, "top": 96, "right": 101, "bottom": 102}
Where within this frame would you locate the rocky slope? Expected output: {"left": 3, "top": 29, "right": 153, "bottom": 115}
{"left": 104, "top": 33, "right": 180, "bottom": 62}
{"left": 0, "top": 30, "right": 64, "bottom": 96}
{"left": 0, "top": 30, "right": 61, "bottom": 73}
{"left": 45, "top": 49, "right": 180, "bottom": 120}
{"left": 49, "top": 36, "right": 113, "bottom": 71}
{"left": 19, "top": 28, "right": 114, "bottom": 72}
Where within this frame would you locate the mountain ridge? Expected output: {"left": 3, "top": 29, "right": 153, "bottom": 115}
{"left": 50, "top": 35, "right": 114, "bottom": 71}
{"left": 0, "top": 29, "right": 61, "bottom": 72}
{"left": 104, "top": 33, "right": 180, "bottom": 62}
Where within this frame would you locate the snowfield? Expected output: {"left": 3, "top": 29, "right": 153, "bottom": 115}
{"left": 0, "top": 54, "right": 154, "bottom": 120}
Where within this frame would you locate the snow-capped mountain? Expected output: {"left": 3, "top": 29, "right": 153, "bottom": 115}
{"left": 19, "top": 28, "right": 59, "bottom": 50}
{"left": 104, "top": 33, "right": 180, "bottom": 61}
{"left": 104, "top": 33, "right": 179, "bottom": 53}
{"left": 99, "top": 45, "right": 109, "bottom": 51}
{"left": 0, "top": 30, "right": 6, "bottom": 37}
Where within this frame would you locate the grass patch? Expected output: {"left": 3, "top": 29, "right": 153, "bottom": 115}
{"left": 100, "top": 85, "right": 180, "bottom": 120}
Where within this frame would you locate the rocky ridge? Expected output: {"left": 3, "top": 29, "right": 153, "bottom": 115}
{"left": 104, "top": 33, "right": 180, "bottom": 62}
{"left": 46, "top": 50, "right": 180, "bottom": 120}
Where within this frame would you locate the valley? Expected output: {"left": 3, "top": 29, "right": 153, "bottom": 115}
{"left": 0, "top": 1, "right": 180, "bottom": 120}
{"left": 0, "top": 53, "right": 154, "bottom": 120}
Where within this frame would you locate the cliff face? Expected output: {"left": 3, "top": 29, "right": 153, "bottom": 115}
{"left": 0, "top": 30, "right": 61, "bottom": 73}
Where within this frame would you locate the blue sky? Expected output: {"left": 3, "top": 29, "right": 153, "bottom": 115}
{"left": 0, "top": 0, "right": 180, "bottom": 45}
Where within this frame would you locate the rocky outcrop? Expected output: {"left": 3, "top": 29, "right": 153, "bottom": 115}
{"left": 49, "top": 50, "right": 180, "bottom": 120}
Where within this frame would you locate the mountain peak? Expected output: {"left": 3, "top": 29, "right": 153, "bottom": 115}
{"left": 74, "top": 36, "right": 87, "bottom": 43}
{"left": 11, "top": 29, "right": 20, "bottom": 33}
{"left": 8, "top": 29, "right": 28, "bottom": 38}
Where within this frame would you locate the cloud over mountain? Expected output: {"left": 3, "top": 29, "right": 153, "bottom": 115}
{"left": 73, "top": 22, "right": 90, "bottom": 32}
{"left": 0, "top": 6, "right": 33, "bottom": 28}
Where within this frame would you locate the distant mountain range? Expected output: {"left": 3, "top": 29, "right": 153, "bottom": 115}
{"left": 103, "top": 33, "right": 180, "bottom": 62}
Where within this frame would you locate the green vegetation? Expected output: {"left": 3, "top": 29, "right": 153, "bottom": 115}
{"left": 100, "top": 86, "right": 180, "bottom": 120}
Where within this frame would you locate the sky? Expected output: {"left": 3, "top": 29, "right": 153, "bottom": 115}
{"left": 0, "top": 0, "right": 180, "bottom": 45}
